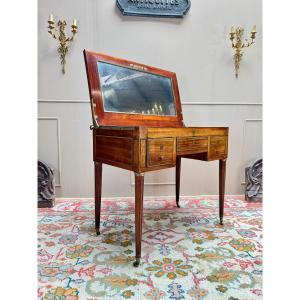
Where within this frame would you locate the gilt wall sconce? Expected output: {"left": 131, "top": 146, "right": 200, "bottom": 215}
{"left": 230, "top": 25, "right": 257, "bottom": 78}
{"left": 47, "top": 14, "right": 78, "bottom": 74}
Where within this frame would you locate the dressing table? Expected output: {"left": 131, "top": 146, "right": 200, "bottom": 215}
{"left": 84, "top": 50, "right": 228, "bottom": 267}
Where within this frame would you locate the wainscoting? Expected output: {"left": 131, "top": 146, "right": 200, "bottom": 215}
{"left": 38, "top": 100, "right": 262, "bottom": 198}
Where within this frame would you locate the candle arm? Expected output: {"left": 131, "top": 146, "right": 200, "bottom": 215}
{"left": 66, "top": 29, "right": 77, "bottom": 42}
{"left": 244, "top": 38, "right": 255, "bottom": 48}
{"left": 66, "top": 35, "right": 74, "bottom": 42}
{"left": 48, "top": 28, "right": 57, "bottom": 39}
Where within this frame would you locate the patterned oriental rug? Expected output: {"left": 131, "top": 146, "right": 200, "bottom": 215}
{"left": 38, "top": 196, "right": 262, "bottom": 300}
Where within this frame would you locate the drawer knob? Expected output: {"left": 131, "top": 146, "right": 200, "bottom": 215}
{"left": 192, "top": 140, "right": 195, "bottom": 145}
{"left": 159, "top": 155, "right": 164, "bottom": 160}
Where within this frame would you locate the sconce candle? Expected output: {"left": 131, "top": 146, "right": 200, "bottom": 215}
{"left": 229, "top": 25, "right": 257, "bottom": 78}
{"left": 251, "top": 25, "right": 257, "bottom": 39}
{"left": 47, "top": 15, "right": 78, "bottom": 74}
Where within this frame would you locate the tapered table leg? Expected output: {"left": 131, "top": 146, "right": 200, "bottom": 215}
{"left": 219, "top": 159, "right": 226, "bottom": 225}
{"left": 94, "top": 162, "right": 102, "bottom": 236}
{"left": 133, "top": 172, "right": 144, "bottom": 267}
{"left": 176, "top": 157, "right": 181, "bottom": 208}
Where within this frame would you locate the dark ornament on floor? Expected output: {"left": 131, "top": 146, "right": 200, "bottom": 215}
{"left": 245, "top": 158, "right": 262, "bottom": 201}
{"left": 116, "top": 0, "right": 191, "bottom": 18}
{"left": 38, "top": 160, "right": 55, "bottom": 208}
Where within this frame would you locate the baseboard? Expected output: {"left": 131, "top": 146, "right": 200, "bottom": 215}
{"left": 55, "top": 195, "right": 245, "bottom": 201}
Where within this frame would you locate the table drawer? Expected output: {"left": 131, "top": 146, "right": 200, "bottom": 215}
{"left": 177, "top": 137, "right": 208, "bottom": 155}
{"left": 147, "top": 138, "right": 176, "bottom": 167}
{"left": 209, "top": 136, "right": 228, "bottom": 160}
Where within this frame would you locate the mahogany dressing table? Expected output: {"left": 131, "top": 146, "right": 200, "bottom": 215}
{"left": 84, "top": 50, "right": 228, "bottom": 267}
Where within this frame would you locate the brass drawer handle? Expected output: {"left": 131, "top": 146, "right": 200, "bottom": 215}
{"left": 191, "top": 140, "right": 196, "bottom": 145}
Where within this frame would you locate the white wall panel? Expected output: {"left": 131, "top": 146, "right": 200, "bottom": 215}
{"left": 38, "top": 117, "right": 61, "bottom": 186}
{"left": 243, "top": 119, "right": 263, "bottom": 164}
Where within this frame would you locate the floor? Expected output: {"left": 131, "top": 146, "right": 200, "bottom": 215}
{"left": 38, "top": 196, "right": 262, "bottom": 300}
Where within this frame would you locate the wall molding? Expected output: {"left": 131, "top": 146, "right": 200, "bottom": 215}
{"left": 241, "top": 118, "right": 263, "bottom": 185}
{"left": 37, "top": 108, "right": 263, "bottom": 190}
{"left": 242, "top": 118, "right": 263, "bottom": 162}
{"left": 38, "top": 117, "right": 62, "bottom": 187}
{"left": 38, "top": 99, "right": 263, "bottom": 106}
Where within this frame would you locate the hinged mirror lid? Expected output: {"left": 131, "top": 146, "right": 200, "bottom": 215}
{"left": 84, "top": 50, "right": 183, "bottom": 127}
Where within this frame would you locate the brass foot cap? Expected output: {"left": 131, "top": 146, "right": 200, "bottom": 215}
{"left": 133, "top": 259, "right": 140, "bottom": 267}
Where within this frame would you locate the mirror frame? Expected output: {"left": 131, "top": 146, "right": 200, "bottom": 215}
{"left": 84, "top": 50, "right": 184, "bottom": 127}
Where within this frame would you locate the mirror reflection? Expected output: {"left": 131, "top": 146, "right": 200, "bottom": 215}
{"left": 97, "top": 61, "right": 177, "bottom": 116}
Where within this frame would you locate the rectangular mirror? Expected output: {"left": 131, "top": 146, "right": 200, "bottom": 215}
{"left": 97, "top": 61, "right": 177, "bottom": 116}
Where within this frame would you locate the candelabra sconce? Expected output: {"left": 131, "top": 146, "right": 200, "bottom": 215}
{"left": 47, "top": 14, "right": 78, "bottom": 74}
{"left": 230, "top": 25, "right": 257, "bottom": 78}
